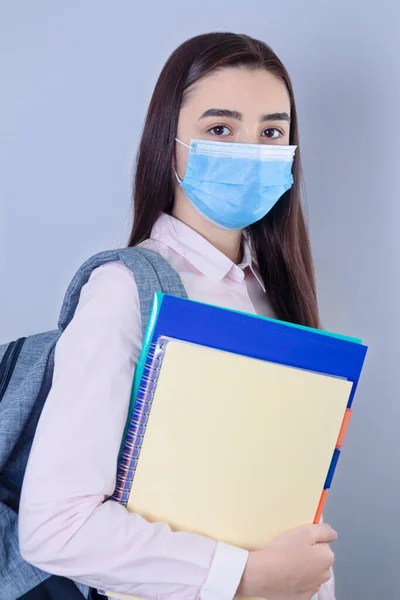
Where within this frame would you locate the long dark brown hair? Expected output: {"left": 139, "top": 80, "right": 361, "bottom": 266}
{"left": 128, "top": 32, "right": 320, "bottom": 328}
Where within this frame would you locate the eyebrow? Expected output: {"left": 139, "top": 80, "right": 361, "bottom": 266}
{"left": 199, "top": 108, "right": 290, "bottom": 122}
{"left": 199, "top": 108, "right": 242, "bottom": 120}
{"left": 261, "top": 112, "right": 291, "bottom": 123}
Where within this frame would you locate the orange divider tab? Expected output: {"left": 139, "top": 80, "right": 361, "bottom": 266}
{"left": 314, "top": 490, "right": 328, "bottom": 524}
{"left": 336, "top": 408, "right": 352, "bottom": 449}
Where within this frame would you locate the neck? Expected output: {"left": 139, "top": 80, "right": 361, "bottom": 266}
{"left": 172, "top": 194, "right": 243, "bottom": 263}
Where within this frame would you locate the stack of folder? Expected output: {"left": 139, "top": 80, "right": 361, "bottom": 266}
{"left": 102, "top": 294, "right": 367, "bottom": 600}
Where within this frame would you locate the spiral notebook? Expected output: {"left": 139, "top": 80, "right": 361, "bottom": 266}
{"left": 101, "top": 295, "right": 367, "bottom": 600}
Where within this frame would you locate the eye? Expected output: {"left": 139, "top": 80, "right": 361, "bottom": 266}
{"left": 261, "top": 127, "right": 283, "bottom": 140}
{"left": 208, "top": 125, "right": 231, "bottom": 136}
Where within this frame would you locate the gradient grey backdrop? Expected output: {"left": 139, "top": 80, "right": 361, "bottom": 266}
{"left": 1, "top": 1, "right": 399, "bottom": 598}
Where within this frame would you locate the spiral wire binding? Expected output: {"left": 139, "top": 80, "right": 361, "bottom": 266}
{"left": 111, "top": 337, "right": 170, "bottom": 506}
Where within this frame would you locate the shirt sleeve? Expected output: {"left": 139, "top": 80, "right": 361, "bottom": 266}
{"left": 19, "top": 261, "right": 248, "bottom": 600}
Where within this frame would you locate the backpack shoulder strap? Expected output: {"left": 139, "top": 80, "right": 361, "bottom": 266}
{"left": 58, "top": 248, "right": 187, "bottom": 336}
{"left": 119, "top": 248, "right": 188, "bottom": 334}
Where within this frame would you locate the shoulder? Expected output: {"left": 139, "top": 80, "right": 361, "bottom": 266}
{"left": 74, "top": 261, "right": 139, "bottom": 323}
{"left": 87, "top": 260, "right": 136, "bottom": 286}
{"left": 55, "top": 259, "right": 143, "bottom": 366}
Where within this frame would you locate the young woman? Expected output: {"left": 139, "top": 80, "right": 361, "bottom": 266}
{"left": 19, "top": 33, "right": 337, "bottom": 600}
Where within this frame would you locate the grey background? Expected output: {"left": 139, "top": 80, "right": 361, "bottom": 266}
{"left": 1, "top": 1, "right": 399, "bottom": 598}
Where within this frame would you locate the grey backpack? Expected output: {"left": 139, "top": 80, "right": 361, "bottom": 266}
{"left": 0, "top": 248, "right": 187, "bottom": 600}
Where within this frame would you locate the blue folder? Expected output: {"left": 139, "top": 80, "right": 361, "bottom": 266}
{"left": 134, "top": 293, "right": 367, "bottom": 409}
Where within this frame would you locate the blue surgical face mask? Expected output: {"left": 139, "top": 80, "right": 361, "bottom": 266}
{"left": 174, "top": 138, "right": 297, "bottom": 230}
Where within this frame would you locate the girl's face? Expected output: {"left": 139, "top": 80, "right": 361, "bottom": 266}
{"left": 174, "top": 66, "right": 291, "bottom": 182}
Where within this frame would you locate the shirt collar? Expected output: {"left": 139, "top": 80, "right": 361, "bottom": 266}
{"left": 150, "top": 213, "right": 266, "bottom": 292}
{"left": 240, "top": 234, "right": 266, "bottom": 292}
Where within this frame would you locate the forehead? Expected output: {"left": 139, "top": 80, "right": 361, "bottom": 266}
{"left": 183, "top": 66, "right": 291, "bottom": 115}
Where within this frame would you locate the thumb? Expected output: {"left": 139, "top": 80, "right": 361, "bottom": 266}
{"left": 310, "top": 523, "right": 338, "bottom": 544}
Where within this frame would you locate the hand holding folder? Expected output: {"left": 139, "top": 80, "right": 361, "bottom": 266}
{"left": 237, "top": 523, "right": 337, "bottom": 599}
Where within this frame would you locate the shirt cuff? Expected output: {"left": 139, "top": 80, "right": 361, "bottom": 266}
{"left": 201, "top": 541, "right": 249, "bottom": 600}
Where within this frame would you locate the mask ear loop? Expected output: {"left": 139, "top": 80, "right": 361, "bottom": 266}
{"left": 173, "top": 167, "right": 182, "bottom": 184}
{"left": 173, "top": 138, "right": 190, "bottom": 183}
{"left": 175, "top": 137, "right": 190, "bottom": 148}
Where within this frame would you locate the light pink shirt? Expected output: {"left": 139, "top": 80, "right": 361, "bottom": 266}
{"left": 19, "top": 213, "right": 335, "bottom": 600}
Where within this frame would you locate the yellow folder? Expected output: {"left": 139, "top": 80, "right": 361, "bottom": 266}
{"left": 105, "top": 339, "right": 352, "bottom": 600}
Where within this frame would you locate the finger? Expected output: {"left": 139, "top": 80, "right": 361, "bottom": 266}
{"left": 316, "top": 542, "right": 335, "bottom": 556}
{"left": 320, "top": 568, "right": 334, "bottom": 584}
{"left": 298, "top": 590, "right": 320, "bottom": 600}
{"left": 313, "top": 547, "right": 335, "bottom": 575}
{"left": 318, "top": 544, "right": 335, "bottom": 566}
{"left": 310, "top": 523, "right": 338, "bottom": 544}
